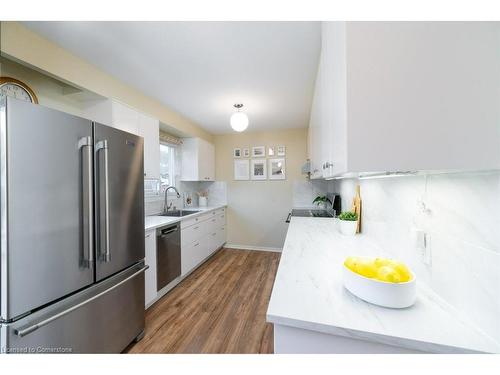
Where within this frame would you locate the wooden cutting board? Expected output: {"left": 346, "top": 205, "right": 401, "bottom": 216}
{"left": 351, "top": 185, "right": 362, "bottom": 233}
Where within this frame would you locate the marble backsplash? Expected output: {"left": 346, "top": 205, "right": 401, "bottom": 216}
{"left": 332, "top": 170, "right": 500, "bottom": 342}
{"left": 145, "top": 180, "right": 227, "bottom": 216}
{"left": 292, "top": 180, "right": 330, "bottom": 208}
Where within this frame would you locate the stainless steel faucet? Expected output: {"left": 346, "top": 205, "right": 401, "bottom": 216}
{"left": 164, "top": 185, "right": 181, "bottom": 213}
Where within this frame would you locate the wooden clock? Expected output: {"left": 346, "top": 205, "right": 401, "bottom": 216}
{"left": 0, "top": 77, "right": 39, "bottom": 104}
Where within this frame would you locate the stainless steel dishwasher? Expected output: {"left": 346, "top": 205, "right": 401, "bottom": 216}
{"left": 156, "top": 223, "right": 181, "bottom": 291}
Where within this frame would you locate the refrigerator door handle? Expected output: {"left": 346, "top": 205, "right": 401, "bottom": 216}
{"left": 14, "top": 265, "right": 149, "bottom": 338}
{"left": 79, "top": 136, "right": 94, "bottom": 269}
{"left": 96, "top": 139, "right": 111, "bottom": 263}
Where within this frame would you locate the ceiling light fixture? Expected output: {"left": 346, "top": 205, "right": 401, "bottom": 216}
{"left": 230, "top": 104, "right": 249, "bottom": 132}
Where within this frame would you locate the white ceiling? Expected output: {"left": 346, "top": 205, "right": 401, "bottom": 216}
{"left": 23, "top": 21, "right": 321, "bottom": 134}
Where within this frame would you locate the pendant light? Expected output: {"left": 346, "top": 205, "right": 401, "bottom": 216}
{"left": 230, "top": 103, "right": 249, "bottom": 132}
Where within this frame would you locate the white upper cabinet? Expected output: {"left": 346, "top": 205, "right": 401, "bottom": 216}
{"left": 310, "top": 22, "right": 339, "bottom": 179}
{"left": 181, "top": 137, "right": 215, "bottom": 181}
{"left": 138, "top": 113, "right": 160, "bottom": 179}
{"left": 309, "top": 22, "right": 500, "bottom": 177}
{"left": 308, "top": 52, "right": 324, "bottom": 179}
{"left": 83, "top": 99, "right": 161, "bottom": 178}
{"left": 111, "top": 101, "right": 139, "bottom": 135}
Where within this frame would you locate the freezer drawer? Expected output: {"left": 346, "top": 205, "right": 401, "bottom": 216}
{"left": 0, "top": 262, "right": 147, "bottom": 354}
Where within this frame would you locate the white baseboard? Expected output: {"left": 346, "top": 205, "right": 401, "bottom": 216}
{"left": 225, "top": 243, "right": 282, "bottom": 253}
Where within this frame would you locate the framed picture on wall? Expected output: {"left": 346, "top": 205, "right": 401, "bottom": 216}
{"left": 252, "top": 146, "right": 265, "bottom": 158}
{"left": 269, "top": 158, "right": 286, "bottom": 180}
{"left": 268, "top": 146, "right": 275, "bottom": 156}
{"left": 233, "top": 148, "right": 242, "bottom": 158}
{"left": 234, "top": 159, "right": 250, "bottom": 180}
{"left": 243, "top": 148, "right": 250, "bottom": 158}
{"left": 251, "top": 159, "right": 267, "bottom": 180}
{"left": 277, "top": 145, "right": 286, "bottom": 156}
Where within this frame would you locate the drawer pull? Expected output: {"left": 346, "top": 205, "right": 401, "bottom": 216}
{"left": 194, "top": 242, "right": 200, "bottom": 247}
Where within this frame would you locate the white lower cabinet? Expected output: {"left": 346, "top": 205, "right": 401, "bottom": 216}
{"left": 145, "top": 207, "right": 227, "bottom": 308}
{"left": 144, "top": 229, "right": 157, "bottom": 307}
{"left": 181, "top": 208, "right": 226, "bottom": 277}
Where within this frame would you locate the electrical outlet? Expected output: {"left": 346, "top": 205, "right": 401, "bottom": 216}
{"left": 422, "top": 233, "right": 432, "bottom": 266}
{"left": 412, "top": 228, "right": 432, "bottom": 266}
{"left": 413, "top": 229, "right": 425, "bottom": 250}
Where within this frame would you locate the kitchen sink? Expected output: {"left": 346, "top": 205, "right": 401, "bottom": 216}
{"left": 159, "top": 210, "right": 200, "bottom": 217}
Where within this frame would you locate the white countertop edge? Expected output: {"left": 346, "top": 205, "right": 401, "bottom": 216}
{"left": 144, "top": 205, "right": 227, "bottom": 231}
{"left": 266, "top": 313, "right": 480, "bottom": 354}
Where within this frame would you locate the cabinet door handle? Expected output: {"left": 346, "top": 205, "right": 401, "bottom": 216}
{"left": 145, "top": 234, "right": 151, "bottom": 238}
{"left": 194, "top": 242, "right": 200, "bottom": 247}
{"left": 194, "top": 226, "right": 199, "bottom": 230}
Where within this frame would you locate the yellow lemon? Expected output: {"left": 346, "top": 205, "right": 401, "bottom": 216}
{"left": 392, "top": 262, "right": 411, "bottom": 282}
{"left": 374, "top": 257, "right": 391, "bottom": 268}
{"left": 353, "top": 258, "right": 377, "bottom": 278}
{"left": 376, "top": 266, "right": 402, "bottom": 283}
{"left": 344, "top": 257, "right": 357, "bottom": 272}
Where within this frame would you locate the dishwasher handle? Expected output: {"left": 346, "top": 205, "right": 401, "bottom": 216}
{"left": 158, "top": 225, "right": 179, "bottom": 238}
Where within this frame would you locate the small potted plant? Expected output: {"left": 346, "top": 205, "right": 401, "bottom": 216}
{"left": 312, "top": 195, "right": 332, "bottom": 210}
{"left": 338, "top": 211, "right": 358, "bottom": 236}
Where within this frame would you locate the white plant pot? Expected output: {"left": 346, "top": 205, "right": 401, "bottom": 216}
{"left": 343, "top": 262, "right": 417, "bottom": 309}
{"left": 199, "top": 196, "right": 208, "bottom": 207}
{"left": 338, "top": 219, "right": 357, "bottom": 236}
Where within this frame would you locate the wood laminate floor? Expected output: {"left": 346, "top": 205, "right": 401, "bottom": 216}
{"left": 126, "top": 248, "right": 281, "bottom": 354}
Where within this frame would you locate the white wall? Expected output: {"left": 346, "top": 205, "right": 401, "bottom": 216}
{"left": 333, "top": 171, "right": 500, "bottom": 341}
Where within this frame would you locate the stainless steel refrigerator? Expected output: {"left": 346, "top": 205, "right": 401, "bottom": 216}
{"left": 0, "top": 97, "right": 147, "bottom": 353}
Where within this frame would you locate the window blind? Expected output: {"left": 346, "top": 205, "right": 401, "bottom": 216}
{"left": 159, "top": 131, "right": 183, "bottom": 146}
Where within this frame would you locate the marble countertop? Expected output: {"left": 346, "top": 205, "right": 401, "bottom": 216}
{"left": 267, "top": 217, "right": 500, "bottom": 354}
{"left": 145, "top": 205, "right": 226, "bottom": 231}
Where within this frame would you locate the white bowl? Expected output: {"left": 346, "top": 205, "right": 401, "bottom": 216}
{"left": 342, "top": 264, "right": 417, "bottom": 308}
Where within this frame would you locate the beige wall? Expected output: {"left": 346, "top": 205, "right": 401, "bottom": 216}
{"left": 214, "top": 128, "right": 308, "bottom": 250}
{"left": 0, "top": 22, "right": 213, "bottom": 142}
{"left": 0, "top": 58, "right": 88, "bottom": 118}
